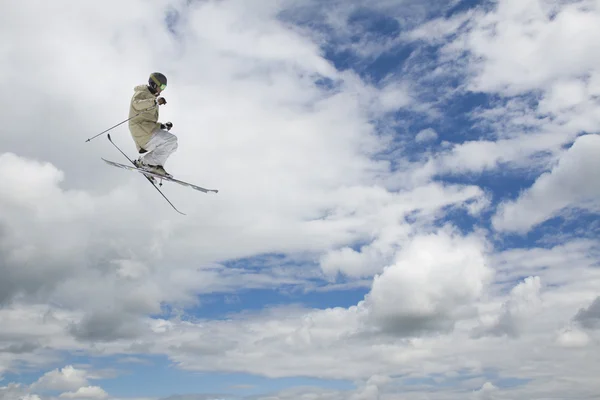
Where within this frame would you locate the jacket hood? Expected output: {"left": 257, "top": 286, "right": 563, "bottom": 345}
{"left": 134, "top": 84, "right": 151, "bottom": 92}
{"left": 135, "top": 84, "right": 159, "bottom": 96}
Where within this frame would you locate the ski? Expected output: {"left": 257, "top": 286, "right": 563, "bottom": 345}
{"left": 106, "top": 133, "right": 187, "bottom": 215}
{"left": 101, "top": 158, "right": 219, "bottom": 194}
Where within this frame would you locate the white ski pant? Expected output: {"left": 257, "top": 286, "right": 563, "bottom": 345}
{"left": 140, "top": 129, "right": 178, "bottom": 166}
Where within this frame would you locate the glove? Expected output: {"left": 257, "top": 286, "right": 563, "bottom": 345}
{"left": 160, "top": 122, "right": 173, "bottom": 130}
{"left": 157, "top": 97, "right": 167, "bottom": 105}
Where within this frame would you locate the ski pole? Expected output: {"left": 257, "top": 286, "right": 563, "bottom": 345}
{"left": 85, "top": 114, "right": 139, "bottom": 142}
{"left": 84, "top": 105, "right": 156, "bottom": 143}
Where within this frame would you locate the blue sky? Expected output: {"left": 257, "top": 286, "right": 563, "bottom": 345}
{"left": 2, "top": 0, "right": 600, "bottom": 399}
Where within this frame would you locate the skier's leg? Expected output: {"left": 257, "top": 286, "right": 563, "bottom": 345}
{"left": 138, "top": 129, "right": 178, "bottom": 176}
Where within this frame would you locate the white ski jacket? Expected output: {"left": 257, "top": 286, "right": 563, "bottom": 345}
{"left": 128, "top": 85, "right": 161, "bottom": 151}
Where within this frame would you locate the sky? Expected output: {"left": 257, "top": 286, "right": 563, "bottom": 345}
{"left": 1, "top": 0, "right": 600, "bottom": 399}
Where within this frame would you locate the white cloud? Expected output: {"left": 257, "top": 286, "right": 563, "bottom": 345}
{"left": 473, "top": 276, "right": 542, "bottom": 338}
{"left": 573, "top": 296, "right": 600, "bottom": 330}
{"left": 462, "top": 0, "right": 600, "bottom": 96}
{"left": 53, "top": 229, "right": 491, "bottom": 384}
{"left": 0, "top": 384, "right": 39, "bottom": 400}
{"left": 415, "top": 128, "right": 438, "bottom": 143}
{"left": 320, "top": 246, "right": 371, "bottom": 278}
{"left": 1, "top": 0, "right": 600, "bottom": 399}
{"left": 59, "top": 386, "right": 109, "bottom": 399}
{"left": 318, "top": 183, "right": 487, "bottom": 278}
{"left": 492, "top": 134, "right": 600, "bottom": 233}
{"left": 538, "top": 79, "right": 589, "bottom": 114}
{"left": 556, "top": 326, "right": 590, "bottom": 348}
{"left": 491, "top": 240, "right": 600, "bottom": 290}
{"left": 408, "top": 11, "right": 474, "bottom": 44}
{"left": 376, "top": 81, "right": 413, "bottom": 113}
{"left": 32, "top": 366, "right": 90, "bottom": 392}
{"left": 472, "top": 382, "right": 499, "bottom": 400}
{"left": 419, "top": 0, "right": 600, "bottom": 179}
{"left": 364, "top": 228, "right": 492, "bottom": 335}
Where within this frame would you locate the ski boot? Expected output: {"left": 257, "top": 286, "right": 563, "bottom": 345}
{"left": 144, "top": 164, "right": 172, "bottom": 178}
{"left": 133, "top": 158, "right": 158, "bottom": 183}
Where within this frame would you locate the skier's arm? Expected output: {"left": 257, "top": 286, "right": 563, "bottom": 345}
{"left": 131, "top": 96, "right": 157, "bottom": 111}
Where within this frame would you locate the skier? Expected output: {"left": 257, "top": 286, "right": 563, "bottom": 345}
{"left": 128, "top": 72, "right": 177, "bottom": 177}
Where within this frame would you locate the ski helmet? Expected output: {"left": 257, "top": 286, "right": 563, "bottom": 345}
{"left": 149, "top": 72, "right": 167, "bottom": 91}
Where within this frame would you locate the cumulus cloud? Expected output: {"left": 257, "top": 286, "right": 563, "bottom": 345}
{"left": 318, "top": 183, "right": 487, "bottom": 278}
{"left": 0, "top": 153, "right": 92, "bottom": 304}
{"left": 458, "top": 0, "right": 600, "bottom": 95}
{"left": 573, "top": 296, "right": 600, "bottom": 330}
{"left": 472, "top": 382, "right": 499, "bottom": 400}
{"left": 59, "top": 386, "right": 109, "bottom": 399}
{"left": 79, "top": 229, "right": 493, "bottom": 383}
{"left": 3, "top": 366, "right": 116, "bottom": 400}
{"left": 0, "top": 384, "right": 39, "bottom": 400}
{"left": 2, "top": 0, "right": 600, "bottom": 399}
{"left": 556, "top": 326, "right": 590, "bottom": 348}
{"left": 31, "top": 366, "right": 91, "bottom": 392}
{"left": 492, "top": 134, "right": 600, "bottom": 233}
{"left": 473, "top": 276, "right": 542, "bottom": 338}
{"left": 68, "top": 311, "right": 147, "bottom": 343}
{"left": 364, "top": 229, "right": 492, "bottom": 336}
